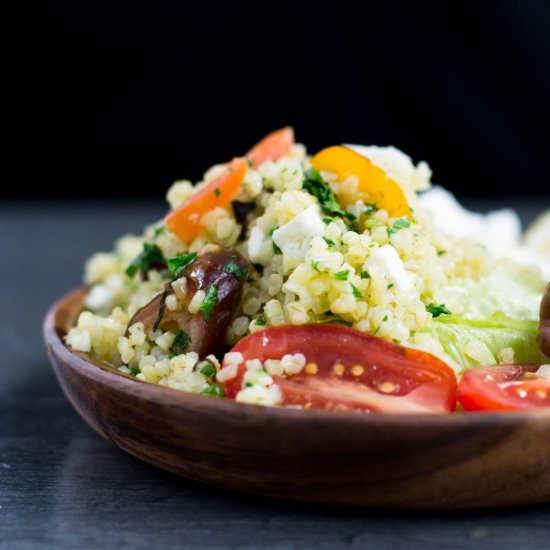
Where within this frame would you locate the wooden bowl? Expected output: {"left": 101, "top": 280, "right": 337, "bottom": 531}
{"left": 44, "top": 288, "right": 550, "bottom": 509}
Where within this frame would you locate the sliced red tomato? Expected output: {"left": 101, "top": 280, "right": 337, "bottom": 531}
{"left": 458, "top": 364, "right": 550, "bottom": 411}
{"left": 222, "top": 325, "right": 457, "bottom": 414}
{"left": 247, "top": 127, "right": 295, "bottom": 168}
{"left": 165, "top": 157, "right": 247, "bottom": 244}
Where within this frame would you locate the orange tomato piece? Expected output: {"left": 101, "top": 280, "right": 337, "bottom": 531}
{"left": 310, "top": 145, "right": 411, "bottom": 219}
{"left": 165, "top": 157, "right": 247, "bottom": 244}
{"left": 247, "top": 127, "right": 295, "bottom": 168}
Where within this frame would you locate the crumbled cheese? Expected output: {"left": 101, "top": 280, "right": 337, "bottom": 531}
{"left": 364, "top": 245, "right": 413, "bottom": 293}
{"left": 272, "top": 204, "right": 325, "bottom": 268}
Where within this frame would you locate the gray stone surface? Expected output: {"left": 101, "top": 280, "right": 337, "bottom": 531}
{"left": 1, "top": 200, "right": 549, "bottom": 549}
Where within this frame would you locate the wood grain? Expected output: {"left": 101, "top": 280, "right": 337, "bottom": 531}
{"left": 44, "top": 287, "right": 550, "bottom": 509}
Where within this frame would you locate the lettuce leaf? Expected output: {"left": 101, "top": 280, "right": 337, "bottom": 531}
{"left": 431, "top": 262, "right": 545, "bottom": 322}
{"left": 421, "top": 313, "right": 546, "bottom": 370}
{"left": 421, "top": 261, "right": 548, "bottom": 371}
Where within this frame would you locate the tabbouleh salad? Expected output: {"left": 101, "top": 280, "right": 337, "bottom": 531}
{"left": 65, "top": 128, "right": 550, "bottom": 413}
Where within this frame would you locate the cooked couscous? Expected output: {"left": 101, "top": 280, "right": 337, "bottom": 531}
{"left": 66, "top": 128, "right": 550, "bottom": 413}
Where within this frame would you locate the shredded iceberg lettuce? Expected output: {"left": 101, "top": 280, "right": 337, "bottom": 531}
{"left": 421, "top": 262, "right": 548, "bottom": 371}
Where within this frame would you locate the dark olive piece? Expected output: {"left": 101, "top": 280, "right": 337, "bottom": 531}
{"left": 127, "top": 247, "right": 248, "bottom": 358}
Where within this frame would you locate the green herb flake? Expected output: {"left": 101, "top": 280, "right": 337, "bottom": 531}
{"left": 351, "top": 284, "right": 363, "bottom": 298}
{"left": 202, "top": 385, "right": 226, "bottom": 397}
{"left": 335, "top": 270, "right": 350, "bottom": 281}
{"left": 382, "top": 314, "right": 388, "bottom": 322}
{"left": 302, "top": 168, "right": 355, "bottom": 221}
{"left": 346, "top": 220, "right": 360, "bottom": 233}
{"left": 322, "top": 217, "right": 333, "bottom": 225}
{"left": 311, "top": 260, "right": 320, "bottom": 272}
{"left": 268, "top": 227, "right": 278, "bottom": 236}
{"left": 255, "top": 316, "right": 266, "bottom": 326}
{"left": 125, "top": 243, "right": 167, "bottom": 278}
{"left": 387, "top": 283, "right": 394, "bottom": 289}
{"left": 387, "top": 216, "right": 411, "bottom": 238}
{"left": 171, "top": 329, "right": 191, "bottom": 355}
{"left": 317, "top": 315, "right": 353, "bottom": 327}
{"left": 323, "top": 237, "right": 335, "bottom": 248}
{"left": 360, "top": 271, "right": 371, "bottom": 279}
{"left": 272, "top": 241, "right": 282, "bottom": 254}
{"left": 437, "top": 250, "right": 447, "bottom": 256}
{"left": 364, "top": 203, "right": 379, "bottom": 215}
{"left": 222, "top": 257, "right": 248, "bottom": 280}
{"left": 200, "top": 362, "right": 216, "bottom": 378}
{"left": 214, "top": 187, "right": 221, "bottom": 197}
{"left": 153, "top": 225, "right": 166, "bottom": 238}
{"left": 167, "top": 252, "right": 198, "bottom": 278}
{"left": 129, "top": 367, "right": 141, "bottom": 377}
{"left": 426, "top": 303, "right": 452, "bottom": 318}
{"left": 200, "top": 284, "right": 218, "bottom": 321}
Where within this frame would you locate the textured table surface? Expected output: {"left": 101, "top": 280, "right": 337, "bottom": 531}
{"left": 1, "top": 199, "right": 549, "bottom": 550}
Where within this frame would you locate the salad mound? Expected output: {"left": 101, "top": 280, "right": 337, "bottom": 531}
{"left": 66, "top": 128, "right": 550, "bottom": 413}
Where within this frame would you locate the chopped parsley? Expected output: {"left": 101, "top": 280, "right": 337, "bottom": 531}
{"left": 437, "top": 250, "right": 447, "bottom": 256}
{"left": 199, "top": 362, "right": 216, "bottom": 378}
{"left": 311, "top": 260, "right": 320, "bottom": 272}
{"left": 202, "top": 385, "right": 226, "bottom": 397}
{"left": 335, "top": 270, "right": 350, "bottom": 281}
{"left": 302, "top": 168, "right": 355, "bottom": 221}
{"left": 387, "top": 216, "right": 411, "bottom": 238}
{"left": 125, "top": 243, "right": 167, "bottom": 278}
{"left": 167, "top": 252, "right": 198, "bottom": 278}
{"left": 214, "top": 187, "right": 221, "bottom": 197}
{"left": 364, "top": 203, "right": 379, "bottom": 215}
{"left": 317, "top": 315, "right": 353, "bottom": 327}
{"left": 382, "top": 314, "right": 388, "bottom": 322}
{"left": 255, "top": 316, "right": 266, "bottom": 326}
{"left": 360, "top": 271, "right": 371, "bottom": 279}
{"left": 200, "top": 284, "right": 218, "bottom": 321}
{"left": 268, "top": 227, "right": 278, "bottom": 236}
{"left": 426, "top": 303, "right": 452, "bottom": 318}
{"left": 387, "top": 283, "right": 394, "bottom": 289}
{"left": 351, "top": 284, "right": 363, "bottom": 298}
{"left": 222, "top": 257, "right": 248, "bottom": 280}
{"left": 323, "top": 237, "right": 335, "bottom": 248}
{"left": 129, "top": 367, "right": 141, "bottom": 377}
{"left": 153, "top": 225, "right": 166, "bottom": 237}
{"left": 171, "top": 329, "right": 191, "bottom": 355}
{"left": 322, "top": 217, "right": 333, "bottom": 225}
{"left": 272, "top": 241, "right": 282, "bottom": 254}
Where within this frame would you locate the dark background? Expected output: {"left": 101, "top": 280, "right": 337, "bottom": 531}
{"left": 7, "top": 1, "right": 550, "bottom": 200}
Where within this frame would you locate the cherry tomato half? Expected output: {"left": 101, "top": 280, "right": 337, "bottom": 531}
{"left": 458, "top": 364, "right": 550, "bottom": 411}
{"left": 222, "top": 325, "right": 457, "bottom": 414}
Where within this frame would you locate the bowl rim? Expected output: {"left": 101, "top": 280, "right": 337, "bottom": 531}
{"left": 44, "top": 287, "right": 550, "bottom": 428}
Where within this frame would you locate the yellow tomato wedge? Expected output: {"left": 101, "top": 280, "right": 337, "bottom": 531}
{"left": 310, "top": 145, "right": 411, "bottom": 219}
{"left": 247, "top": 127, "right": 294, "bottom": 168}
{"left": 165, "top": 157, "right": 247, "bottom": 244}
